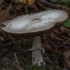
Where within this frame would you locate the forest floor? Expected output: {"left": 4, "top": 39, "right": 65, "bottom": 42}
{"left": 0, "top": 0, "right": 70, "bottom": 70}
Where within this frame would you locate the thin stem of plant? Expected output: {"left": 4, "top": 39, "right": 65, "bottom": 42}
{"left": 25, "top": 0, "right": 28, "bottom": 14}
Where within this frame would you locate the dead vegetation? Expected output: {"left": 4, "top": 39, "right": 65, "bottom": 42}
{"left": 0, "top": 0, "right": 70, "bottom": 70}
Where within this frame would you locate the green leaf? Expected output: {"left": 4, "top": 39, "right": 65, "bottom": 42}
{"left": 50, "top": 0, "right": 58, "bottom": 2}
{"left": 63, "top": 2, "right": 70, "bottom": 6}
{"left": 63, "top": 19, "right": 70, "bottom": 28}
{"left": 0, "top": 0, "right": 3, "bottom": 5}
{"left": 27, "top": 65, "right": 44, "bottom": 70}
{"left": 46, "top": 8, "right": 52, "bottom": 10}
{"left": 50, "top": 0, "right": 70, "bottom": 2}
{"left": 61, "top": 0, "right": 70, "bottom": 2}
{"left": 57, "top": 67, "right": 63, "bottom": 70}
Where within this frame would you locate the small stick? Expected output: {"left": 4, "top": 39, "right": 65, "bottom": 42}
{"left": 14, "top": 52, "right": 23, "bottom": 70}
{"left": 37, "top": 2, "right": 46, "bottom": 10}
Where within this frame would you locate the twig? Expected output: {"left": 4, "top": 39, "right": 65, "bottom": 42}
{"left": 37, "top": 0, "right": 70, "bottom": 15}
{"left": 14, "top": 52, "right": 23, "bottom": 70}
{"left": 37, "top": 0, "right": 58, "bottom": 8}
{"left": 37, "top": 2, "right": 46, "bottom": 10}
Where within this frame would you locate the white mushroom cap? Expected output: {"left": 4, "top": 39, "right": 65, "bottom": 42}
{"left": 1, "top": 10, "right": 68, "bottom": 36}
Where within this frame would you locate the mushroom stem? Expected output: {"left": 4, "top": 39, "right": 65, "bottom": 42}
{"left": 32, "top": 36, "right": 45, "bottom": 66}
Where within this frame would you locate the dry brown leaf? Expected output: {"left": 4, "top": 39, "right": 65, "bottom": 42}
{"left": 53, "top": 26, "right": 68, "bottom": 34}
{"left": 0, "top": 6, "right": 10, "bottom": 32}
{"left": 0, "top": 10, "right": 10, "bottom": 23}
{"left": 20, "top": 0, "right": 35, "bottom": 5}
{"left": 42, "top": 43, "right": 59, "bottom": 53}
{"left": 0, "top": 7, "right": 10, "bottom": 23}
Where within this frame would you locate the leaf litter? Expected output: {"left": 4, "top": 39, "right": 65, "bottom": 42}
{"left": 0, "top": 0, "right": 70, "bottom": 70}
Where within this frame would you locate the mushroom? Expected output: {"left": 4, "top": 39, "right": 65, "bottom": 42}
{"left": 0, "top": 10, "right": 68, "bottom": 66}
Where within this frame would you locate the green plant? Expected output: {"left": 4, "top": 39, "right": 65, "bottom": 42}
{"left": 7, "top": 60, "right": 15, "bottom": 70}
{"left": 27, "top": 65, "right": 44, "bottom": 70}
{"left": 63, "top": 19, "right": 70, "bottom": 28}
{"left": 0, "top": 0, "right": 3, "bottom": 5}
{"left": 25, "top": 0, "right": 28, "bottom": 14}
{"left": 46, "top": 7, "right": 52, "bottom": 10}
{"left": 50, "top": 0, "right": 70, "bottom": 6}
{"left": 8, "top": 65, "right": 15, "bottom": 70}
{"left": 57, "top": 67, "right": 63, "bottom": 70}
{"left": 0, "top": 40, "right": 3, "bottom": 45}
{"left": 49, "top": 53, "right": 60, "bottom": 70}
{"left": 50, "top": 0, "right": 70, "bottom": 3}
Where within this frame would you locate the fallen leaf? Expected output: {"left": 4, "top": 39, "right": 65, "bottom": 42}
{"left": 53, "top": 29, "right": 61, "bottom": 34}
{"left": 0, "top": 6, "right": 10, "bottom": 32}
{"left": 0, "top": 6, "right": 10, "bottom": 23}
{"left": 42, "top": 43, "right": 59, "bottom": 53}
{"left": 53, "top": 26, "right": 68, "bottom": 34}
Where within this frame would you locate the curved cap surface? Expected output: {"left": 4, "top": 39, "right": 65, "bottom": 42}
{"left": 1, "top": 10, "right": 68, "bottom": 37}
